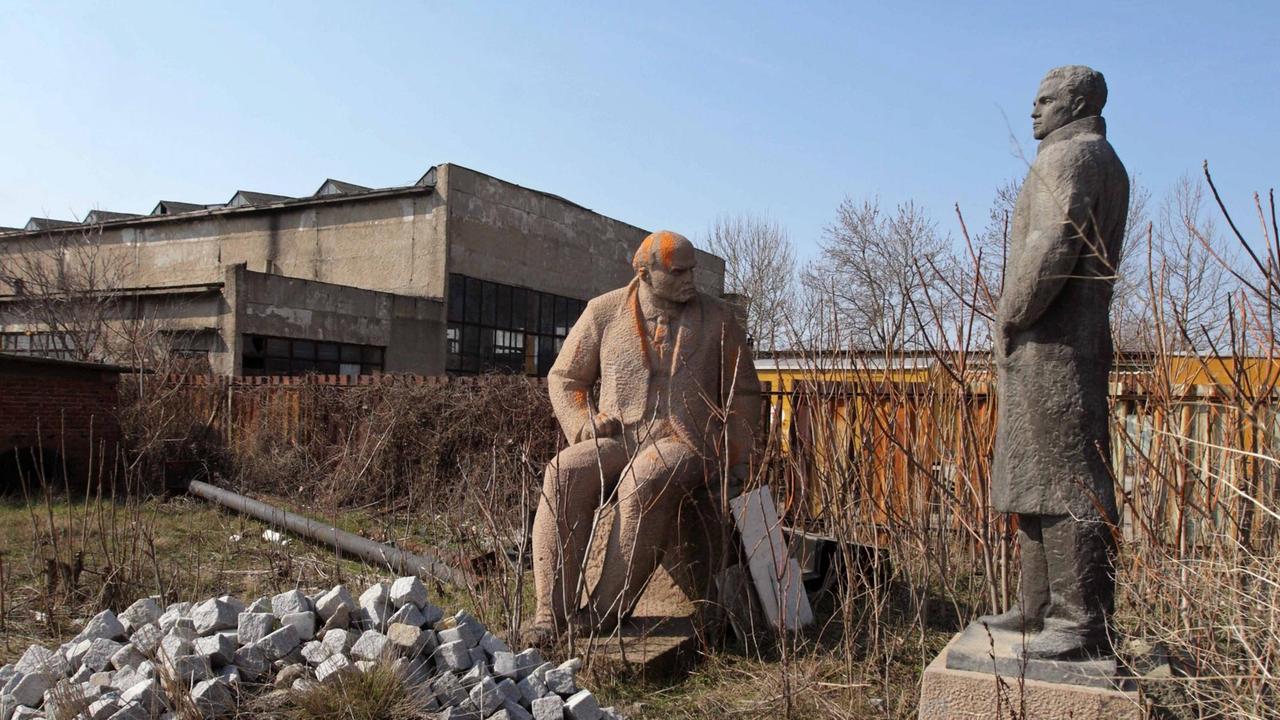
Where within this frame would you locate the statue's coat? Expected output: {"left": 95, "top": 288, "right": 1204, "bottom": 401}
{"left": 994, "top": 115, "right": 1129, "bottom": 518}
{"left": 547, "top": 282, "right": 759, "bottom": 470}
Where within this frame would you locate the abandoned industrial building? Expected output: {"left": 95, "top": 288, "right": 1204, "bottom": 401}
{"left": 0, "top": 164, "right": 727, "bottom": 376}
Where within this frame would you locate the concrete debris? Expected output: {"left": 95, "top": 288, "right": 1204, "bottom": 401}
{"left": 261, "top": 529, "right": 291, "bottom": 545}
{"left": 257, "top": 626, "right": 301, "bottom": 662}
{"left": 387, "top": 602, "right": 426, "bottom": 628}
{"left": 315, "top": 654, "right": 355, "bottom": 684}
{"left": 270, "top": 590, "right": 311, "bottom": 619}
{"left": 314, "top": 585, "right": 356, "bottom": 622}
{"left": 190, "top": 678, "right": 235, "bottom": 717}
{"left": 387, "top": 623, "right": 432, "bottom": 658}
{"left": 300, "top": 640, "right": 332, "bottom": 666}
{"left": 128, "top": 623, "right": 163, "bottom": 657}
{"left": 388, "top": 576, "right": 428, "bottom": 609}
{"left": 118, "top": 598, "right": 162, "bottom": 634}
{"left": 532, "top": 694, "right": 565, "bottom": 720}
{"left": 350, "top": 630, "right": 391, "bottom": 662}
{"left": 193, "top": 633, "right": 237, "bottom": 667}
{"left": 74, "top": 610, "right": 127, "bottom": 643}
{"left": 1, "top": 577, "right": 617, "bottom": 719}
{"left": 321, "top": 628, "right": 357, "bottom": 655}
{"left": 281, "top": 611, "right": 317, "bottom": 641}
{"left": 191, "top": 598, "right": 239, "bottom": 636}
{"left": 564, "top": 689, "right": 602, "bottom": 720}
{"left": 79, "top": 638, "right": 123, "bottom": 673}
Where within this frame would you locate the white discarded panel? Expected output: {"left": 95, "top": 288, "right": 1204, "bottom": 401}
{"left": 730, "top": 486, "right": 813, "bottom": 630}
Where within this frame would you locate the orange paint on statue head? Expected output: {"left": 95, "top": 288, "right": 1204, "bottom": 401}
{"left": 657, "top": 232, "right": 679, "bottom": 270}
{"left": 633, "top": 230, "right": 697, "bottom": 303}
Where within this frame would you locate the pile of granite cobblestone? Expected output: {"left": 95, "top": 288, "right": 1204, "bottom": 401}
{"left": 0, "top": 577, "right": 620, "bottom": 720}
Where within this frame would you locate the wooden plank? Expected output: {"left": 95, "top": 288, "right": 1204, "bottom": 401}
{"left": 730, "top": 486, "right": 813, "bottom": 630}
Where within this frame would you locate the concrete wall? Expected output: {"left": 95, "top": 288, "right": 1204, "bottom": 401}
{"left": 0, "top": 165, "right": 727, "bottom": 377}
{"left": 228, "top": 266, "right": 445, "bottom": 375}
{"left": 0, "top": 188, "right": 448, "bottom": 299}
{"left": 439, "top": 164, "right": 725, "bottom": 300}
{"left": 0, "top": 285, "right": 232, "bottom": 371}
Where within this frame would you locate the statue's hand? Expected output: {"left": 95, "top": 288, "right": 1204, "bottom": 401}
{"left": 581, "top": 412, "right": 622, "bottom": 440}
{"left": 999, "top": 321, "right": 1016, "bottom": 358}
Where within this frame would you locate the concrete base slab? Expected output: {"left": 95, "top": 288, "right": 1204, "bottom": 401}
{"left": 944, "top": 622, "right": 1131, "bottom": 690}
{"left": 587, "top": 615, "right": 699, "bottom": 680}
{"left": 920, "top": 631, "right": 1142, "bottom": 720}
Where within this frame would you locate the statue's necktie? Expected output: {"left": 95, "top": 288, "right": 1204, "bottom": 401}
{"left": 651, "top": 313, "right": 671, "bottom": 363}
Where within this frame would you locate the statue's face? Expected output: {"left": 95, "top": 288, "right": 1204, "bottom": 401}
{"left": 1031, "top": 77, "right": 1084, "bottom": 140}
{"left": 645, "top": 240, "right": 698, "bottom": 303}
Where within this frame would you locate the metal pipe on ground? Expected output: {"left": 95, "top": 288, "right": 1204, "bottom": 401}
{"left": 188, "top": 480, "right": 475, "bottom": 587}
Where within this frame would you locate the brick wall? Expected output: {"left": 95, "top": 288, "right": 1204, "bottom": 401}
{"left": 0, "top": 355, "right": 123, "bottom": 488}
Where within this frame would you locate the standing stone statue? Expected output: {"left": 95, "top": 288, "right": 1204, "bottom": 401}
{"left": 528, "top": 231, "right": 760, "bottom": 641}
{"left": 981, "top": 65, "right": 1129, "bottom": 659}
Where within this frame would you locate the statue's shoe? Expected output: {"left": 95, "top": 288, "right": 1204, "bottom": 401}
{"left": 1018, "top": 627, "right": 1110, "bottom": 660}
{"left": 976, "top": 608, "right": 1043, "bottom": 634}
{"left": 521, "top": 621, "right": 561, "bottom": 650}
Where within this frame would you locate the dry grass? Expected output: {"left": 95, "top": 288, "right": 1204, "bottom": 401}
{"left": 0, "top": 493, "right": 374, "bottom": 665}
{"left": 280, "top": 661, "right": 433, "bottom": 720}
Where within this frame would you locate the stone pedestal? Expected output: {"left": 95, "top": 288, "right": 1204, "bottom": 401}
{"left": 919, "top": 626, "right": 1141, "bottom": 720}
{"left": 578, "top": 492, "right": 728, "bottom": 678}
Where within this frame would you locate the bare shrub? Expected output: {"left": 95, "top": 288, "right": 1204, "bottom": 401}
{"left": 1110, "top": 170, "right": 1280, "bottom": 719}
{"left": 703, "top": 213, "right": 798, "bottom": 351}
{"left": 217, "top": 376, "right": 557, "bottom": 514}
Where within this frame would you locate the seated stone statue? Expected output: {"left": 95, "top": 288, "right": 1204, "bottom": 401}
{"left": 529, "top": 231, "right": 760, "bottom": 640}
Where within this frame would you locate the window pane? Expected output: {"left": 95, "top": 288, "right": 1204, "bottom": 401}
{"left": 447, "top": 330, "right": 461, "bottom": 370}
{"left": 462, "top": 325, "right": 479, "bottom": 356}
{"left": 340, "top": 345, "right": 361, "bottom": 362}
{"left": 555, "top": 296, "right": 570, "bottom": 336}
{"left": 465, "top": 276, "right": 482, "bottom": 324}
{"left": 481, "top": 282, "right": 496, "bottom": 326}
{"left": 511, "top": 288, "right": 527, "bottom": 331}
{"left": 539, "top": 293, "right": 554, "bottom": 335}
{"left": 362, "top": 346, "right": 383, "bottom": 366}
{"left": 266, "top": 338, "right": 290, "bottom": 357}
{"left": 448, "top": 274, "right": 466, "bottom": 323}
{"left": 264, "top": 357, "right": 291, "bottom": 375}
{"left": 317, "top": 342, "right": 339, "bottom": 361}
{"left": 536, "top": 336, "right": 556, "bottom": 376}
{"left": 247, "top": 335, "right": 267, "bottom": 355}
{"left": 339, "top": 362, "right": 361, "bottom": 377}
{"left": 526, "top": 291, "right": 540, "bottom": 333}
{"left": 294, "top": 359, "right": 317, "bottom": 374}
{"left": 495, "top": 284, "right": 512, "bottom": 329}
{"left": 317, "top": 361, "right": 339, "bottom": 374}
{"left": 293, "top": 340, "right": 315, "bottom": 360}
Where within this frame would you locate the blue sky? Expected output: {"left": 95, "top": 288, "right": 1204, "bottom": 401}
{"left": 2, "top": 1, "right": 1275, "bottom": 262}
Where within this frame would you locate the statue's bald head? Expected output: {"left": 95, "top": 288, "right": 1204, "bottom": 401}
{"left": 633, "top": 230, "right": 698, "bottom": 303}
{"left": 633, "top": 230, "right": 696, "bottom": 274}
